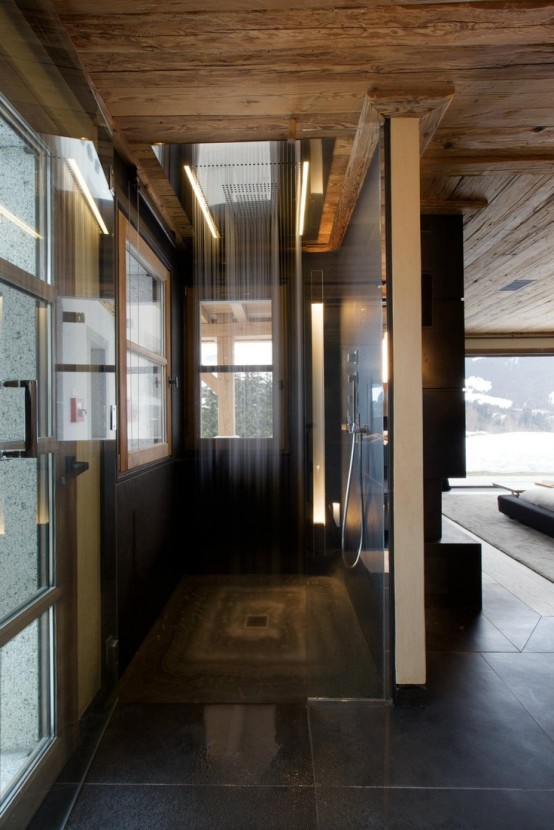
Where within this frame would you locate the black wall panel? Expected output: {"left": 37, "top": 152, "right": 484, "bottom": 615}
{"left": 420, "top": 214, "right": 464, "bottom": 298}
{"left": 421, "top": 214, "right": 466, "bottom": 541}
{"left": 422, "top": 388, "right": 467, "bottom": 479}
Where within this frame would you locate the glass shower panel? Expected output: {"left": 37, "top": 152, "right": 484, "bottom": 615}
{"left": 306, "top": 140, "right": 388, "bottom": 700}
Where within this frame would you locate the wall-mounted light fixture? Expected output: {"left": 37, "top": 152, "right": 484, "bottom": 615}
{"left": 0, "top": 204, "right": 41, "bottom": 239}
{"left": 298, "top": 160, "right": 310, "bottom": 237}
{"left": 67, "top": 158, "right": 109, "bottom": 235}
{"left": 184, "top": 164, "right": 220, "bottom": 239}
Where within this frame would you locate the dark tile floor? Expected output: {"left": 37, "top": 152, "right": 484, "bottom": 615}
{"left": 30, "top": 521, "right": 554, "bottom": 829}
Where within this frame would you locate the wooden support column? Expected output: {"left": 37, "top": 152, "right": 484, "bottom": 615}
{"left": 389, "top": 117, "right": 427, "bottom": 693}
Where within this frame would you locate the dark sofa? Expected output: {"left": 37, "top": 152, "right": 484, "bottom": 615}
{"left": 497, "top": 489, "right": 554, "bottom": 538}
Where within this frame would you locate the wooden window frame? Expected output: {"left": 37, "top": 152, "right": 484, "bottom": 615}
{"left": 117, "top": 211, "right": 171, "bottom": 471}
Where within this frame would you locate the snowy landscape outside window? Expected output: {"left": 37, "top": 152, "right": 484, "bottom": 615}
{"left": 463, "top": 355, "right": 554, "bottom": 482}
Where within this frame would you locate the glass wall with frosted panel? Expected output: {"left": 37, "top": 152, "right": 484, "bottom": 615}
{"left": 0, "top": 2, "right": 117, "bottom": 824}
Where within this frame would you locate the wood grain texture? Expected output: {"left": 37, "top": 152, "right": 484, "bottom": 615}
{"left": 43, "top": 0, "right": 554, "bottom": 334}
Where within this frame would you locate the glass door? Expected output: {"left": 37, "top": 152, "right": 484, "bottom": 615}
{"left": 0, "top": 88, "right": 60, "bottom": 823}
{"left": 0, "top": 73, "right": 116, "bottom": 824}
{"left": 0, "top": 283, "right": 56, "bottom": 814}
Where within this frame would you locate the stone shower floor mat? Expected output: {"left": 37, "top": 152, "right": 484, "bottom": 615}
{"left": 118, "top": 574, "right": 381, "bottom": 703}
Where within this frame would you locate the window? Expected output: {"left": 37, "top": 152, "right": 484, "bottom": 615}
{"left": 199, "top": 299, "right": 274, "bottom": 439}
{"left": 0, "top": 94, "right": 49, "bottom": 281}
{"left": 117, "top": 212, "right": 171, "bottom": 470}
{"left": 463, "top": 354, "right": 554, "bottom": 483}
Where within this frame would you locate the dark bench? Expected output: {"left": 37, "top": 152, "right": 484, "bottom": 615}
{"left": 497, "top": 493, "right": 554, "bottom": 538}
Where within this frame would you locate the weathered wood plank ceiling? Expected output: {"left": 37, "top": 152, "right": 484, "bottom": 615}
{"left": 50, "top": 0, "right": 554, "bottom": 338}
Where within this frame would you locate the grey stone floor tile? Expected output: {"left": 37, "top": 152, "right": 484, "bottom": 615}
{"left": 483, "top": 651, "right": 554, "bottom": 739}
{"left": 85, "top": 702, "right": 313, "bottom": 786}
{"left": 482, "top": 583, "right": 541, "bottom": 650}
{"left": 316, "top": 786, "right": 554, "bottom": 830}
{"left": 309, "top": 653, "right": 554, "bottom": 789}
{"left": 523, "top": 615, "right": 554, "bottom": 652}
{"left": 26, "top": 783, "right": 80, "bottom": 830}
{"left": 426, "top": 606, "right": 518, "bottom": 653}
{"left": 65, "top": 784, "right": 318, "bottom": 829}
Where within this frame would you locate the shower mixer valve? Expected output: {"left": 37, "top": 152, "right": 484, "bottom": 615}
{"left": 343, "top": 416, "right": 369, "bottom": 435}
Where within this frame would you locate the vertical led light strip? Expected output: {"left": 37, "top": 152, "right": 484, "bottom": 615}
{"left": 184, "top": 165, "right": 220, "bottom": 239}
{"left": 382, "top": 330, "right": 389, "bottom": 384}
{"left": 311, "top": 302, "right": 325, "bottom": 524}
{"left": 67, "top": 158, "right": 109, "bottom": 234}
{"left": 298, "top": 160, "right": 310, "bottom": 236}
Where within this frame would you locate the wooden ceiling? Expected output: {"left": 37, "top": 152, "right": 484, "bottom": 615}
{"left": 49, "top": 0, "right": 554, "bottom": 340}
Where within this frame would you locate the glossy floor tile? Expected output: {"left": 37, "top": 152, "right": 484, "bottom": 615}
{"left": 65, "top": 784, "right": 318, "bottom": 830}
{"left": 84, "top": 703, "right": 314, "bottom": 786}
{"left": 315, "top": 787, "right": 554, "bottom": 830}
{"left": 29, "top": 522, "right": 554, "bottom": 829}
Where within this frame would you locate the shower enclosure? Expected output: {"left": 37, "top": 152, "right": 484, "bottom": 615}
{"left": 178, "top": 137, "right": 388, "bottom": 702}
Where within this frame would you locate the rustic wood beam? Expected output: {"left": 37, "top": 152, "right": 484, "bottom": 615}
{"left": 131, "top": 143, "right": 193, "bottom": 243}
{"left": 327, "top": 96, "right": 381, "bottom": 251}
{"left": 420, "top": 95, "right": 455, "bottom": 155}
{"left": 115, "top": 115, "right": 360, "bottom": 145}
{"left": 422, "top": 152, "right": 554, "bottom": 176}
{"left": 421, "top": 198, "right": 488, "bottom": 214}
{"left": 59, "top": 4, "right": 554, "bottom": 56}
{"left": 106, "top": 123, "right": 193, "bottom": 247}
{"left": 302, "top": 137, "right": 352, "bottom": 252}
{"left": 306, "top": 89, "right": 455, "bottom": 251}
{"left": 288, "top": 117, "right": 297, "bottom": 143}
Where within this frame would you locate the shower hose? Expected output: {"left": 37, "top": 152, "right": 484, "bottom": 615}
{"left": 340, "top": 424, "right": 367, "bottom": 569}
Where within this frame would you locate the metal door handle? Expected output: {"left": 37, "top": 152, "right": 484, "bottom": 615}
{"left": 60, "top": 455, "right": 89, "bottom": 484}
{"left": 0, "top": 379, "right": 38, "bottom": 458}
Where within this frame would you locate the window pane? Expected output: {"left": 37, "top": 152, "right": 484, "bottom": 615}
{"left": 126, "top": 247, "right": 163, "bottom": 354}
{"left": 0, "top": 456, "right": 51, "bottom": 623}
{"left": 58, "top": 298, "right": 117, "bottom": 441}
{"left": 201, "top": 371, "right": 273, "bottom": 438}
{"left": 0, "top": 612, "right": 54, "bottom": 803}
{"left": 199, "top": 299, "right": 274, "bottom": 439}
{"left": 200, "top": 299, "right": 272, "bottom": 369}
{"left": 234, "top": 340, "right": 272, "bottom": 364}
{"left": 465, "top": 355, "right": 554, "bottom": 480}
{"left": 201, "top": 339, "right": 218, "bottom": 366}
{"left": 127, "top": 351, "right": 165, "bottom": 451}
{"left": 0, "top": 106, "right": 46, "bottom": 280}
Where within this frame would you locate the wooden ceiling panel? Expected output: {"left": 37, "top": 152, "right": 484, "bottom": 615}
{"left": 116, "top": 115, "right": 361, "bottom": 145}
{"left": 100, "top": 87, "right": 370, "bottom": 120}
{"left": 49, "top": 0, "right": 554, "bottom": 337}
